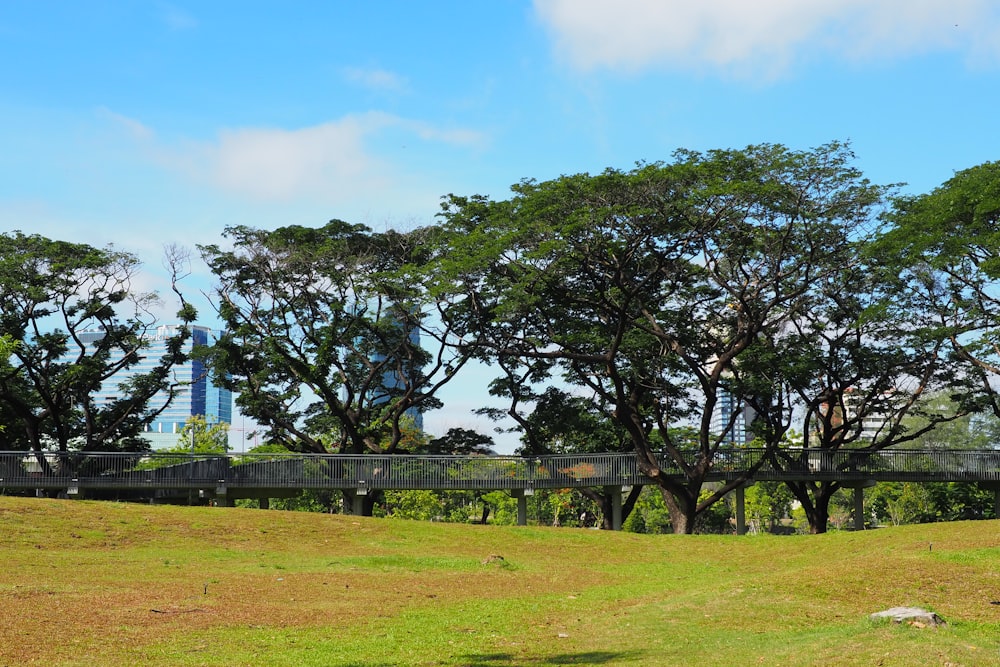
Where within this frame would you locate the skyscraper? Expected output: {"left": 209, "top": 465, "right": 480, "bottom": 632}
{"left": 369, "top": 320, "right": 424, "bottom": 431}
{"left": 711, "top": 388, "right": 757, "bottom": 445}
{"left": 80, "top": 325, "right": 232, "bottom": 449}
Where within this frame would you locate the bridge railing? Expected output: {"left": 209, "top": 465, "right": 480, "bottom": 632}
{"left": 758, "top": 448, "right": 1000, "bottom": 482}
{"left": 2, "top": 448, "right": 1000, "bottom": 494}
{"left": 228, "top": 453, "right": 642, "bottom": 490}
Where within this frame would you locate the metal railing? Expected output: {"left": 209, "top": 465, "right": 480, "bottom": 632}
{"left": 2, "top": 448, "right": 999, "bottom": 497}
{"left": 759, "top": 448, "right": 1000, "bottom": 482}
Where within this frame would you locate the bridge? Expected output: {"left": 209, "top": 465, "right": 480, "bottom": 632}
{"left": 3, "top": 448, "right": 999, "bottom": 531}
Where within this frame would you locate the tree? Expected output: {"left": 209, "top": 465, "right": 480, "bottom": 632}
{"left": 743, "top": 481, "right": 795, "bottom": 534}
{"left": 764, "top": 248, "right": 979, "bottom": 533}
{"left": 804, "top": 161, "right": 1000, "bottom": 532}
{"left": 199, "top": 222, "right": 469, "bottom": 457}
{"left": 432, "top": 142, "right": 887, "bottom": 533}
{"left": 134, "top": 416, "right": 230, "bottom": 477}
{"left": 869, "top": 482, "right": 935, "bottom": 526}
{"left": 899, "top": 394, "right": 998, "bottom": 451}
{"left": 376, "top": 490, "right": 445, "bottom": 521}
{"left": 422, "top": 427, "right": 495, "bottom": 455}
{"left": 622, "top": 487, "right": 674, "bottom": 534}
{"left": 867, "top": 399, "right": 1000, "bottom": 526}
{"left": 925, "top": 482, "right": 995, "bottom": 521}
{"left": 0, "top": 334, "right": 18, "bottom": 442}
{"left": 878, "top": 161, "right": 1000, "bottom": 414}
{"left": 175, "top": 415, "right": 230, "bottom": 454}
{"left": 0, "top": 232, "right": 196, "bottom": 457}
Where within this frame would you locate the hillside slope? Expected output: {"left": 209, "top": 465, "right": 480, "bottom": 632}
{"left": 1, "top": 496, "right": 998, "bottom": 666}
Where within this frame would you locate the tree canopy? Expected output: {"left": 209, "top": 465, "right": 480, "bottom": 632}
{"left": 198, "top": 221, "right": 469, "bottom": 455}
{"left": 429, "top": 142, "right": 895, "bottom": 533}
{"left": 0, "top": 232, "right": 196, "bottom": 454}
{"left": 879, "top": 161, "right": 1000, "bottom": 414}
{"left": 5, "top": 143, "right": 1000, "bottom": 534}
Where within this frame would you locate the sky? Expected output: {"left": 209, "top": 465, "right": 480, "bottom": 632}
{"left": 2, "top": 1, "right": 1000, "bottom": 453}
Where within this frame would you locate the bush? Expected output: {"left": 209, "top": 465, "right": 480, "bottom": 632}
{"left": 378, "top": 490, "right": 444, "bottom": 521}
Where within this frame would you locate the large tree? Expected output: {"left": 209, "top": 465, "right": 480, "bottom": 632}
{"left": 432, "top": 142, "right": 887, "bottom": 533}
{"left": 764, "top": 251, "right": 979, "bottom": 533}
{"left": 0, "top": 232, "right": 196, "bottom": 455}
{"left": 878, "top": 161, "right": 1000, "bottom": 414}
{"left": 198, "top": 221, "right": 469, "bottom": 456}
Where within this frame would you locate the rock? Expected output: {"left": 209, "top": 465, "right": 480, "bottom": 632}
{"left": 870, "top": 607, "right": 946, "bottom": 627}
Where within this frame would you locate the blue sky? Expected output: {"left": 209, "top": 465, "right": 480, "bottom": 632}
{"left": 3, "top": 1, "right": 1000, "bottom": 451}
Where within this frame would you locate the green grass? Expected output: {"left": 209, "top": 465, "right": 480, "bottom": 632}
{"left": 2, "top": 497, "right": 999, "bottom": 666}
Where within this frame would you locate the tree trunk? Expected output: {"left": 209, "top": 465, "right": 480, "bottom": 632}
{"left": 806, "top": 494, "right": 832, "bottom": 534}
{"left": 622, "top": 485, "right": 642, "bottom": 528}
{"left": 362, "top": 494, "right": 378, "bottom": 517}
{"left": 659, "top": 485, "right": 697, "bottom": 534}
{"left": 580, "top": 486, "right": 640, "bottom": 530}
{"left": 669, "top": 506, "right": 696, "bottom": 534}
{"left": 786, "top": 481, "right": 834, "bottom": 534}
{"left": 600, "top": 500, "right": 613, "bottom": 530}
{"left": 342, "top": 490, "right": 379, "bottom": 516}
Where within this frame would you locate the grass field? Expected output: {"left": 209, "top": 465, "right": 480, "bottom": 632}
{"left": 1, "top": 496, "right": 999, "bottom": 666}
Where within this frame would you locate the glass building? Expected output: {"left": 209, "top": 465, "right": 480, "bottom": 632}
{"left": 711, "top": 388, "right": 757, "bottom": 445}
{"left": 369, "top": 322, "right": 424, "bottom": 431}
{"left": 79, "top": 325, "right": 232, "bottom": 449}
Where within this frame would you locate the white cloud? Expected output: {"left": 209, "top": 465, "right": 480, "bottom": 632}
{"left": 97, "top": 107, "right": 155, "bottom": 140}
{"left": 185, "top": 114, "right": 394, "bottom": 201}
{"left": 101, "top": 110, "right": 486, "bottom": 204}
{"left": 534, "top": 0, "right": 1000, "bottom": 78}
{"left": 398, "top": 119, "right": 487, "bottom": 148}
{"left": 343, "top": 66, "right": 410, "bottom": 93}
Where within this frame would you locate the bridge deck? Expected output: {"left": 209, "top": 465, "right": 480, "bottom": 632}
{"left": 3, "top": 448, "right": 999, "bottom": 497}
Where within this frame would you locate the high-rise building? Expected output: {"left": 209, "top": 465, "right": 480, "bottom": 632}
{"left": 79, "top": 325, "right": 232, "bottom": 449}
{"left": 711, "top": 388, "right": 757, "bottom": 445}
{"left": 820, "top": 387, "right": 892, "bottom": 443}
{"left": 370, "top": 322, "right": 424, "bottom": 431}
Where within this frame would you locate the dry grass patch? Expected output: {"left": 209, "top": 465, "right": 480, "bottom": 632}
{"left": 2, "top": 497, "right": 999, "bottom": 666}
{"left": 0, "top": 498, "right": 608, "bottom": 665}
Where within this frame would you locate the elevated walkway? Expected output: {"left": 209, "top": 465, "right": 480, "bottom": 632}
{"left": 4, "top": 448, "right": 998, "bottom": 529}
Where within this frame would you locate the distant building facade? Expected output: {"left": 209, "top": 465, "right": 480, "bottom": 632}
{"left": 79, "top": 325, "right": 232, "bottom": 449}
{"left": 370, "top": 322, "right": 424, "bottom": 431}
{"left": 711, "top": 388, "right": 758, "bottom": 445}
{"left": 818, "top": 387, "right": 892, "bottom": 443}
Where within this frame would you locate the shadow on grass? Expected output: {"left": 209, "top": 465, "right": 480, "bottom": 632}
{"left": 319, "top": 653, "right": 645, "bottom": 667}
{"left": 452, "top": 650, "right": 646, "bottom": 665}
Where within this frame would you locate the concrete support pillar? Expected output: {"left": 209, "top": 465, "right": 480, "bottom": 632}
{"left": 348, "top": 490, "right": 365, "bottom": 516}
{"left": 605, "top": 485, "right": 623, "bottom": 531}
{"left": 259, "top": 497, "right": 270, "bottom": 510}
{"left": 842, "top": 480, "right": 874, "bottom": 531}
{"left": 214, "top": 485, "right": 228, "bottom": 507}
{"left": 513, "top": 489, "right": 528, "bottom": 526}
{"left": 853, "top": 486, "right": 865, "bottom": 531}
{"left": 735, "top": 484, "right": 747, "bottom": 536}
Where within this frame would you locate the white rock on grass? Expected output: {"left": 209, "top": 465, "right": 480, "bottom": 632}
{"left": 870, "top": 607, "right": 947, "bottom": 627}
